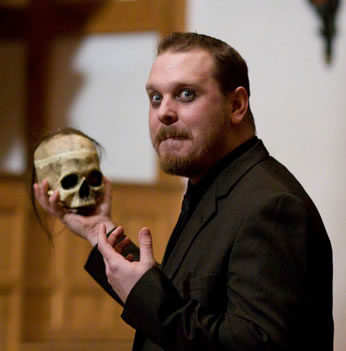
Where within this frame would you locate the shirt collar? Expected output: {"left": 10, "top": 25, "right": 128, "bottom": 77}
{"left": 185, "top": 136, "right": 258, "bottom": 206}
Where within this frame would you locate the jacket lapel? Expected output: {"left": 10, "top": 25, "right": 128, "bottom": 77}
{"left": 162, "top": 185, "right": 217, "bottom": 279}
{"left": 162, "top": 140, "right": 269, "bottom": 281}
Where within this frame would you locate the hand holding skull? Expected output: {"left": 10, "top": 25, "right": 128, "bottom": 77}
{"left": 34, "top": 133, "right": 105, "bottom": 209}
{"left": 33, "top": 133, "right": 115, "bottom": 246}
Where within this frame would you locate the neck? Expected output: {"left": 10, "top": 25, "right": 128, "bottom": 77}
{"left": 189, "top": 130, "right": 256, "bottom": 185}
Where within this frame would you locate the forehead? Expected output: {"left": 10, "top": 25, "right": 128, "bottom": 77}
{"left": 146, "top": 49, "right": 216, "bottom": 88}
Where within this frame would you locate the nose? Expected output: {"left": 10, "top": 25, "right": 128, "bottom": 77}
{"left": 79, "top": 179, "right": 90, "bottom": 199}
{"left": 157, "top": 97, "right": 178, "bottom": 125}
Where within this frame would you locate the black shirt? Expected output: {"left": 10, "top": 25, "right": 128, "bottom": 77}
{"left": 162, "top": 136, "right": 258, "bottom": 264}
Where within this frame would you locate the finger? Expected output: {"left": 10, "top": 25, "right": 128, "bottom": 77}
{"left": 41, "top": 180, "right": 56, "bottom": 206}
{"left": 107, "top": 226, "right": 124, "bottom": 247}
{"left": 98, "top": 223, "right": 107, "bottom": 245}
{"left": 125, "top": 253, "right": 134, "bottom": 262}
{"left": 33, "top": 183, "right": 45, "bottom": 208}
{"left": 102, "top": 257, "right": 112, "bottom": 284}
{"left": 138, "top": 227, "right": 154, "bottom": 266}
{"left": 114, "top": 236, "right": 131, "bottom": 254}
{"left": 103, "top": 257, "right": 110, "bottom": 273}
{"left": 102, "top": 177, "right": 112, "bottom": 207}
{"left": 47, "top": 189, "right": 67, "bottom": 219}
{"left": 34, "top": 181, "right": 49, "bottom": 209}
{"left": 41, "top": 179, "right": 50, "bottom": 198}
{"left": 48, "top": 190, "right": 60, "bottom": 210}
{"left": 98, "top": 224, "right": 122, "bottom": 261}
{"left": 33, "top": 183, "right": 40, "bottom": 199}
{"left": 96, "top": 177, "right": 112, "bottom": 217}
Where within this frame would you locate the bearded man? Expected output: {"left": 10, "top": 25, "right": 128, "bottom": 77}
{"left": 35, "top": 32, "right": 333, "bottom": 351}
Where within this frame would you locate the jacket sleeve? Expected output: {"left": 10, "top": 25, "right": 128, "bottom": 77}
{"left": 84, "top": 238, "right": 140, "bottom": 306}
{"left": 120, "top": 194, "right": 310, "bottom": 351}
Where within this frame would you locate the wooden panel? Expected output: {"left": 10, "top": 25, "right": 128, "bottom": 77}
{"left": 0, "top": 0, "right": 186, "bottom": 39}
{"left": 112, "top": 183, "right": 185, "bottom": 261}
{"left": 51, "top": 0, "right": 186, "bottom": 35}
{"left": 0, "top": 8, "right": 27, "bottom": 39}
{"left": 0, "top": 176, "right": 26, "bottom": 351}
{"left": 0, "top": 294, "right": 10, "bottom": 351}
{"left": 19, "top": 179, "right": 183, "bottom": 350}
{"left": 0, "top": 179, "right": 25, "bottom": 282}
{"left": 0, "top": 0, "right": 27, "bottom": 7}
{"left": 21, "top": 340, "right": 133, "bottom": 351}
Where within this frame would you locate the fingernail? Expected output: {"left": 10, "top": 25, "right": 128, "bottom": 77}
{"left": 142, "top": 228, "right": 150, "bottom": 236}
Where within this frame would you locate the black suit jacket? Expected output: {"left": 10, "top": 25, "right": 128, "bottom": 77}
{"left": 85, "top": 139, "right": 333, "bottom": 351}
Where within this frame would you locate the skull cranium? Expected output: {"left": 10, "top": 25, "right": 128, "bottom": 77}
{"left": 34, "top": 133, "right": 104, "bottom": 209}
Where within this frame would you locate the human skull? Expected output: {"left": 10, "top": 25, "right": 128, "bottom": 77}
{"left": 34, "top": 133, "right": 104, "bottom": 209}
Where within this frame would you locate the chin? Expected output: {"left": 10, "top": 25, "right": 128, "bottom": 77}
{"left": 158, "top": 154, "right": 204, "bottom": 179}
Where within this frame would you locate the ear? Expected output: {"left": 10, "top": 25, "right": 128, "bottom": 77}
{"left": 228, "top": 87, "right": 249, "bottom": 125}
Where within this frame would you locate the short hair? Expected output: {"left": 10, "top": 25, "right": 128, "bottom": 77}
{"left": 157, "top": 32, "right": 250, "bottom": 97}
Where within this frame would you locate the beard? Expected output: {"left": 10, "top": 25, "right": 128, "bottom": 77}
{"left": 151, "top": 114, "right": 229, "bottom": 179}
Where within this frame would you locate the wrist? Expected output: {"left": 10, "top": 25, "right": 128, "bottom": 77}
{"left": 103, "top": 220, "right": 117, "bottom": 235}
{"left": 88, "top": 219, "right": 116, "bottom": 247}
{"left": 88, "top": 234, "right": 99, "bottom": 247}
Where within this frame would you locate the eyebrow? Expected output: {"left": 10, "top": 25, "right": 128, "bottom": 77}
{"left": 145, "top": 83, "right": 154, "bottom": 91}
{"left": 145, "top": 81, "right": 199, "bottom": 92}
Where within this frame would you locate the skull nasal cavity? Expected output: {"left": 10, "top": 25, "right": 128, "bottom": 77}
{"left": 79, "top": 180, "right": 90, "bottom": 199}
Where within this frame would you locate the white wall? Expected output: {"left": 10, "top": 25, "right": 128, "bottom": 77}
{"left": 188, "top": 1, "right": 346, "bottom": 350}
{"left": 49, "top": 33, "right": 159, "bottom": 183}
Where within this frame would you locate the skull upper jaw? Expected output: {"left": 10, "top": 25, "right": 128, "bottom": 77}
{"left": 62, "top": 185, "right": 104, "bottom": 209}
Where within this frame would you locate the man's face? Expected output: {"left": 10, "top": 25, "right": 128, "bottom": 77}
{"left": 146, "top": 49, "right": 232, "bottom": 182}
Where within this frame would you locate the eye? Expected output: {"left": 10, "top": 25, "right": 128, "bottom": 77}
{"left": 150, "top": 93, "right": 162, "bottom": 105}
{"left": 87, "top": 170, "right": 103, "bottom": 187}
{"left": 61, "top": 174, "right": 78, "bottom": 189}
{"left": 178, "top": 89, "right": 195, "bottom": 102}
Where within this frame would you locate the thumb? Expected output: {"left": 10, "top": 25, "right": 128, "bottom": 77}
{"left": 139, "top": 227, "right": 155, "bottom": 266}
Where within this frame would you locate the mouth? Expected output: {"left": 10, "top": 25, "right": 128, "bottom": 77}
{"left": 154, "top": 127, "right": 191, "bottom": 151}
{"left": 156, "top": 132, "right": 188, "bottom": 144}
{"left": 157, "top": 135, "right": 187, "bottom": 148}
{"left": 162, "top": 135, "right": 186, "bottom": 141}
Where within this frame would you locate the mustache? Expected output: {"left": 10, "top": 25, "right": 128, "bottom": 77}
{"left": 154, "top": 127, "right": 191, "bottom": 144}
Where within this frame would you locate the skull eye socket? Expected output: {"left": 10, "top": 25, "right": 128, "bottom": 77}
{"left": 87, "top": 170, "right": 103, "bottom": 187}
{"left": 61, "top": 174, "right": 79, "bottom": 189}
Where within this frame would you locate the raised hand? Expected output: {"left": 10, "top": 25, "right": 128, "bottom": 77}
{"left": 98, "top": 224, "right": 156, "bottom": 303}
{"left": 33, "top": 177, "right": 115, "bottom": 246}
